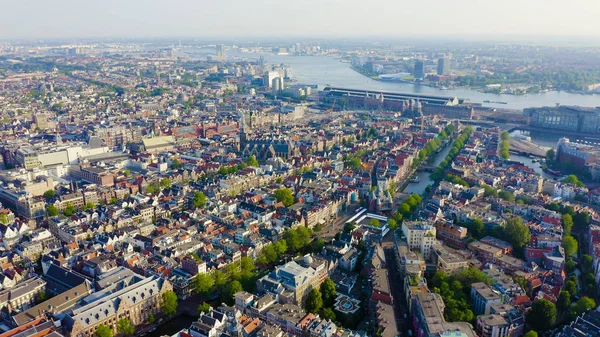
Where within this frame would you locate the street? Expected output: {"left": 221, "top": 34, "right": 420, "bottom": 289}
{"left": 383, "top": 232, "right": 410, "bottom": 337}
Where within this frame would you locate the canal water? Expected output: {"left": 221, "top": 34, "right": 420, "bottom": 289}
{"left": 146, "top": 315, "right": 197, "bottom": 337}
{"left": 403, "top": 141, "right": 453, "bottom": 194}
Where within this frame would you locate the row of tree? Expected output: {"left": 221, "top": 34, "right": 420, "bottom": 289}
{"left": 396, "top": 193, "right": 423, "bottom": 221}
{"left": 499, "top": 131, "right": 510, "bottom": 159}
{"left": 430, "top": 126, "right": 473, "bottom": 181}
{"left": 413, "top": 123, "right": 455, "bottom": 167}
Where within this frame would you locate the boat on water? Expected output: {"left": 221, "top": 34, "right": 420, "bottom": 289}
{"left": 410, "top": 177, "right": 421, "bottom": 183}
{"left": 483, "top": 100, "right": 508, "bottom": 104}
{"left": 543, "top": 168, "right": 561, "bottom": 176}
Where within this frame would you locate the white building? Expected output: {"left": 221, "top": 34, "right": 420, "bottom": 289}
{"left": 401, "top": 221, "right": 437, "bottom": 260}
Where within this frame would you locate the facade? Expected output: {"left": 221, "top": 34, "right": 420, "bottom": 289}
{"left": 402, "top": 221, "right": 437, "bottom": 260}
{"left": 525, "top": 105, "right": 600, "bottom": 133}
{"left": 257, "top": 256, "right": 327, "bottom": 305}
{"left": 0, "top": 277, "right": 46, "bottom": 318}
{"left": 434, "top": 222, "right": 468, "bottom": 248}
{"left": 433, "top": 244, "right": 469, "bottom": 274}
{"left": 414, "top": 60, "right": 425, "bottom": 80}
{"left": 437, "top": 57, "right": 449, "bottom": 75}
{"left": 556, "top": 137, "right": 600, "bottom": 171}
{"left": 471, "top": 283, "right": 502, "bottom": 316}
{"left": 63, "top": 275, "right": 172, "bottom": 337}
{"left": 476, "top": 314, "right": 511, "bottom": 337}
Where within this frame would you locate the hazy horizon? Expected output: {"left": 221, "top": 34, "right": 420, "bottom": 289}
{"left": 1, "top": 0, "right": 599, "bottom": 40}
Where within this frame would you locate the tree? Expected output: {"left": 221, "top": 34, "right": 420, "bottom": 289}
{"left": 171, "top": 158, "right": 183, "bottom": 169}
{"left": 345, "top": 157, "right": 362, "bottom": 170}
{"left": 565, "top": 259, "right": 577, "bottom": 273}
{"left": 546, "top": 148, "right": 555, "bottom": 162}
{"left": 398, "top": 203, "right": 411, "bottom": 216}
{"left": 274, "top": 241, "right": 288, "bottom": 256}
{"left": 312, "top": 238, "right": 326, "bottom": 253}
{"left": 565, "top": 280, "right": 578, "bottom": 296}
{"left": 369, "top": 218, "right": 380, "bottom": 228}
{"left": 563, "top": 174, "right": 584, "bottom": 187}
{"left": 246, "top": 155, "right": 259, "bottom": 167}
{"left": 274, "top": 188, "right": 295, "bottom": 207}
{"left": 557, "top": 291, "right": 571, "bottom": 311}
{"left": 262, "top": 245, "right": 278, "bottom": 263}
{"left": 43, "top": 190, "right": 56, "bottom": 200}
{"left": 563, "top": 236, "right": 578, "bottom": 257}
{"left": 35, "top": 289, "right": 48, "bottom": 303}
{"left": 46, "top": 205, "right": 58, "bottom": 217}
{"left": 388, "top": 218, "right": 398, "bottom": 231}
{"left": 320, "top": 307, "right": 336, "bottom": 321}
{"left": 305, "top": 288, "right": 323, "bottom": 313}
{"left": 160, "top": 178, "right": 172, "bottom": 189}
{"left": 117, "top": 319, "right": 135, "bottom": 336}
{"left": 513, "top": 276, "right": 529, "bottom": 295}
{"left": 499, "top": 190, "right": 515, "bottom": 202}
{"left": 562, "top": 214, "right": 574, "bottom": 236}
{"left": 63, "top": 203, "right": 76, "bottom": 216}
{"left": 526, "top": 299, "right": 556, "bottom": 331}
{"left": 574, "top": 211, "right": 591, "bottom": 229}
{"left": 213, "top": 270, "right": 228, "bottom": 289}
{"left": 571, "top": 297, "right": 596, "bottom": 317}
{"left": 343, "top": 222, "right": 356, "bottom": 233}
{"left": 469, "top": 219, "right": 485, "bottom": 239}
{"left": 0, "top": 213, "right": 7, "bottom": 225}
{"left": 95, "top": 324, "right": 113, "bottom": 337}
{"left": 198, "top": 302, "right": 211, "bottom": 315}
{"left": 148, "top": 312, "right": 155, "bottom": 324}
{"left": 193, "top": 192, "right": 207, "bottom": 208}
{"left": 502, "top": 217, "right": 531, "bottom": 252}
{"left": 583, "top": 254, "right": 594, "bottom": 271}
{"left": 194, "top": 273, "right": 214, "bottom": 294}
{"left": 222, "top": 280, "right": 243, "bottom": 305}
{"left": 161, "top": 290, "right": 178, "bottom": 316}
{"left": 501, "top": 131, "right": 510, "bottom": 141}
{"left": 524, "top": 332, "right": 538, "bottom": 337}
{"left": 320, "top": 278, "right": 337, "bottom": 306}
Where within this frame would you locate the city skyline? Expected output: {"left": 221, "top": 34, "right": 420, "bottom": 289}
{"left": 1, "top": 0, "right": 599, "bottom": 39}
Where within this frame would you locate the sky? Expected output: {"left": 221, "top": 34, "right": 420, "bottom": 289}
{"left": 1, "top": 0, "right": 599, "bottom": 39}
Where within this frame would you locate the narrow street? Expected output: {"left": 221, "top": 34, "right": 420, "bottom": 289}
{"left": 383, "top": 233, "right": 409, "bottom": 337}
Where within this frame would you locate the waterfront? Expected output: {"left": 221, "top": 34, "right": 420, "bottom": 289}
{"left": 223, "top": 50, "right": 600, "bottom": 110}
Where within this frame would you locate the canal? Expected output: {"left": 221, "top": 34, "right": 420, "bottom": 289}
{"left": 402, "top": 128, "right": 570, "bottom": 195}
{"left": 403, "top": 140, "right": 453, "bottom": 195}
{"left": 146, "top": 314, "right": 197, "bottom": 337}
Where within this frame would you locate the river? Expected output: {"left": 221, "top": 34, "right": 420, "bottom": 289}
{"left": 178, "top": 48, "right": 600, "bottom": 110}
